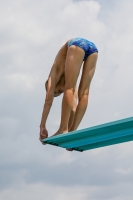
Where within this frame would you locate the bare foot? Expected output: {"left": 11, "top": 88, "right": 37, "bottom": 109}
{"left": 52, "top": 130, "right": 73, "bottom": 150}
{"left": 52, "top": 130, "right": 68, "bottom": 137}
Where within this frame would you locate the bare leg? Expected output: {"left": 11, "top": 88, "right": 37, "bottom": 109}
{"left": 69, "top": 52, "right": 98, "bottom": 132}
{"left": 69, "top": 91, "right": 89, "bottom": 131}
{"left": 68, "top": 110, "right": 76, "bottom": 131}
{"left": 68, "top": 88, "right": 78, "bottom": 130}
{"left": 53, "top": 45, "right": 84, "bottom": 136}
{"left": 66, "top": 53, "right": 98, "bottom": 151}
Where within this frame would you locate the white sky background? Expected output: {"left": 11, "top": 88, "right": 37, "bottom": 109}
{"left": 0, "top": 0, "right": 133, "bottom": 199}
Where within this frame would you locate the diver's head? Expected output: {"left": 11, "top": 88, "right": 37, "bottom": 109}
{"left": 45, "top": 75, "right": 65, "bottom": 97}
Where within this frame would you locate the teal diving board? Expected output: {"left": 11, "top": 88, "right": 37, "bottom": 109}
{"left": 43, "top": 117, "right": 133, "bottom": 152}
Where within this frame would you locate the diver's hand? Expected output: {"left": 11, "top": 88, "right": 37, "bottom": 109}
{"left": 39, "top": 127, "right": 48, "bottom": 144}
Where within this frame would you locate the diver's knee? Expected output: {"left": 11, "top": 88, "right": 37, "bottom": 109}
{"left": 78, "top": 89, "right": 89, "bottom": 101}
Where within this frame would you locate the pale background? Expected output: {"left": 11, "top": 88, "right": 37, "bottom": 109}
{"left": 0, "top": 0, "right": 133, "bottom": 199}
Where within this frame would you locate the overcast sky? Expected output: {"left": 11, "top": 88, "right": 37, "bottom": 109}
{"left": 0, "top": 0, "right": 133, "bottom": 199}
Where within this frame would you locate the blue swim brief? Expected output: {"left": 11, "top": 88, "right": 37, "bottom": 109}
{"left": 68, "top": 38, "right": 98, "bottom": 61}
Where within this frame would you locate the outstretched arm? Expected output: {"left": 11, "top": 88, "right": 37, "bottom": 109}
{"left": 40, "top": 78, "right": 54, "bottom": 128}
{"left": 40, "top": 69, "right": 57, "bottom": 141}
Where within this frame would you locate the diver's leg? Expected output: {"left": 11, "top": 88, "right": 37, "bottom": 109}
{"left": 53, "top": 45, "right": 84, "bottom": 136}
{"left": 69, "top": 52, "right": 98, "bottom": 131}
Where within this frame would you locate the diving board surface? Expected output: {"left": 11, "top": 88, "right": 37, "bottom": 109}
{"left": 43, "top": 117, "right": 133, "bottom": 152}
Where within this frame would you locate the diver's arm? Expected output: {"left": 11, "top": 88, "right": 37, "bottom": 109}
{"left": 40, "top": 76, "right": 56, "bottom": 129}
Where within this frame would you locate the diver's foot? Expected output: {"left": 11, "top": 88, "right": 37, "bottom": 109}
{"left": 52, "top": 130, "right": 68, "bottom": 137}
